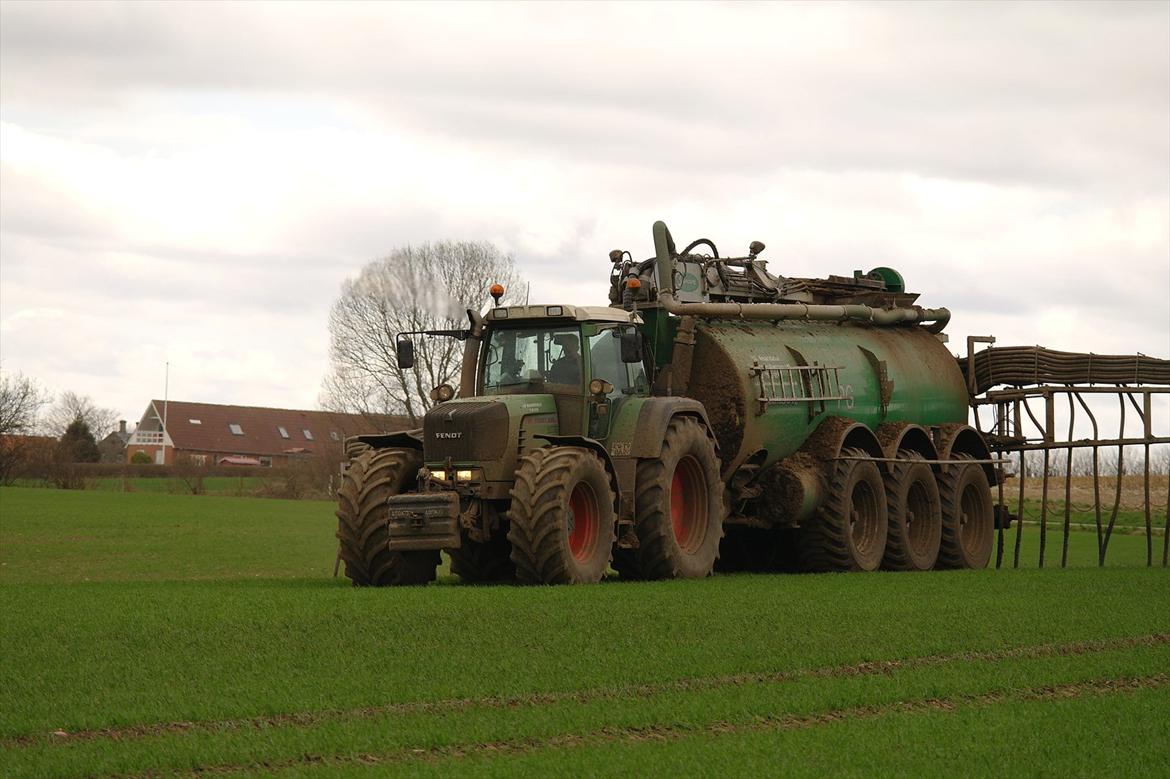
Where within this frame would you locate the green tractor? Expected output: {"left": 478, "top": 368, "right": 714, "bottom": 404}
{"left": 336, "top": 221, "right": 995, "bottom": 585}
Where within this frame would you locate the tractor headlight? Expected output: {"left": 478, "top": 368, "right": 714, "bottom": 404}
{"left": 455, "top": 469, "right": 474, "bottom": 482}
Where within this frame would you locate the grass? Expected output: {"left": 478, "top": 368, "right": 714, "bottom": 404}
{"left": 1, "top": 487, "right": 1167, "bottom": 777}
{"left": 8, "top": 476, "right": 270, "bottom": 496}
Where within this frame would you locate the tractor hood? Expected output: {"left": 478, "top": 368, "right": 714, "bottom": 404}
{"left": 422, "top": 394, "right": 560, "bottom": 465}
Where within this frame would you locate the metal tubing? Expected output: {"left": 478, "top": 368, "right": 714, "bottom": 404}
{"left": 459, "top": 309, "right": 484, "bottom": 397}
{"left": 651, "top": 221, "right": 951, "bottom": 330}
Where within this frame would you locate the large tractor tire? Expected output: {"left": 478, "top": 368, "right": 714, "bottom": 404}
{"left": 798, "top": 448, "right": 887, "bottom": 572}
{"left": 449, "top": 531, "right": 516, "bottom": 584}
{"left": 936, "top": 453, "right": 994, "bottom": 569}
{"left": 632, "top": 417, "right": 725, "bottom": 580}
{"left": 881, "top": 451, "right": 942, "bottom": 571}
{"left": 335, "top": 448, "right": 439, "bottom": 586}
{"left": 507, "top": 447, "right": 616, "bottom": 585}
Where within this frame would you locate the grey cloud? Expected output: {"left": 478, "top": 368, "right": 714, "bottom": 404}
{"left": 3, "top": 3, "right": 1167, "bottom": 191}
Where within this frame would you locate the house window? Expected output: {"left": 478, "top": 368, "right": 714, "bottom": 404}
{"left": 278, "top": 426, "right": 290, "bottom": 439}
{"left": 229, "top": 423, "right": 244, "bottom": 435}
{"left": 330, "top": 431, "right": 339, "bottom": 441}
{"left": 259, "top": 457, "right": 272, "bottom": 467}
{"left": 193, "top": 454, "right": 206, "bottom": 466}
{"left": 303, "top": 429, "right": 314, "bottom": 440}
{"left": 189, "top": 419, "right": 202, "bottom": 425}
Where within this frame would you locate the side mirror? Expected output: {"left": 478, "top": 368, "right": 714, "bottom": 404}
{"left": 396, "top": 338, "right": 415, "bottom": 370}
{"left": 619, "top": 328, "right": 643, "bottom": 364}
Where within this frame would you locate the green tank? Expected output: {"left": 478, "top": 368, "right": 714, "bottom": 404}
{"left": 681, "top": 318, "right": 969, "bottom": 473}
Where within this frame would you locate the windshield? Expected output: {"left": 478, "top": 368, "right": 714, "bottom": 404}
{"left": 483, "top": 326, "right": 583, "bottom": 391}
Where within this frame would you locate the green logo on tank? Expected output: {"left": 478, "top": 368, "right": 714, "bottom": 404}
{"left": 681, "top": 272, "right": 700, "bottom": 293}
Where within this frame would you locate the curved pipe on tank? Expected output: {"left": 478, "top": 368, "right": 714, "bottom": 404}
{"left": 651, "top": 221, "right": 951, "bottom": 332}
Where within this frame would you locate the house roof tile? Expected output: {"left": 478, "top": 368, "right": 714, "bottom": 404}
{"left": 144, "top": 400, "right": 410, "bottom": 457}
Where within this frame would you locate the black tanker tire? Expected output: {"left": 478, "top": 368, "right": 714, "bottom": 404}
{"left": 798, "top": 448, "right": 888, "bottom": 572}
{"left": 881, "top": 451, "right": 943, "bottom": 571}
{"left": 335, "top": 448, "right": 439, "bottom": 586}
{"left": 448, "top": 531, "right": 516, "bottom": 584}
{"left": 507, "top": 447, "right": 616, "bottom": 585}
{"left": 937, "top": 453, "right": 994, "bottom": 569}
{"left": 634, "top": 417, "right": 725, "bottom": 580}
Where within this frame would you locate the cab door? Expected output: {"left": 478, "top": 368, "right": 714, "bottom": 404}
{"left": 586, "top": 327, "right": 640, "bottom": 440}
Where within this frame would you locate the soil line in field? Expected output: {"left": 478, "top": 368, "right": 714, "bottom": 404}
{"left": 9, "top": 632, "right": 1168, "bottom": 750}
{"left": 145, "top": 674, "right": 1170, "bottom": 778}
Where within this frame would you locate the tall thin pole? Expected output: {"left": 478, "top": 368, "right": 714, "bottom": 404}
{"left": 163, "top": 361, "right": 169, "bottom": 442}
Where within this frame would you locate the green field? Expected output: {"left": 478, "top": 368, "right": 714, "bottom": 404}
{"left": 1, "top": 487, "right": 1167, "bottom": 777}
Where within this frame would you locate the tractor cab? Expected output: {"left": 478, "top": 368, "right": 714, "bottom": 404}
{"left": 478, "top": 305, "right": 647, "bottom": 440}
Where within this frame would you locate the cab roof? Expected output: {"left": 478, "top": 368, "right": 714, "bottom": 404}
{"left": 487, "top": 304, "right": 641, "bottom": 324}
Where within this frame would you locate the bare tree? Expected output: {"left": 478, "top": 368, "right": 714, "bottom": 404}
{"left": 0, "top": 370, "right": 47, "bottom": 436}
{"left": 321, "top": 241, "right": 523, "bottom": 425}
{"left": 42, "top": 391, "right": 120, "bottom": 439}
{"left": 0, "top": 370, "right": 50, "bottom": 484}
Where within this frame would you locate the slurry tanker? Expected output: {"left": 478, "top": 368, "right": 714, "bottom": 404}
{"left": 334, "top": 221, "right": 1170, "bottom": 585}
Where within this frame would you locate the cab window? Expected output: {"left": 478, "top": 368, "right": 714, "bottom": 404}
{"left": 483, "top": 326, "right": 582, "bottom": 391}
{"left": 588, "top": 330, "right": 647, "bottom": 396}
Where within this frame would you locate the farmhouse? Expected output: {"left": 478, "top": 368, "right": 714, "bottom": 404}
{"left": 125, "top": 400, "right": 408, "bottom": 466}
{"left": 98, "top": 420, "right": 134, "bottom": 463}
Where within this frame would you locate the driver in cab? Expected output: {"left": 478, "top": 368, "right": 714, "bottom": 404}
{"left": 546, "top": 334, "right": 581, "bottom": 385}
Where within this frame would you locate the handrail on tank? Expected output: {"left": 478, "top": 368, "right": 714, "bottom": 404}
{"left": 651, "top": 221, "right": 951, "bottom": 333}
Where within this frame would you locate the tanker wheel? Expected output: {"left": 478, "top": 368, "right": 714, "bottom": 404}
{"left": 633, "top": 417, "right": 725, "bottom": 580}
{"left": 448, "top": 530, "right": 516, "bottom": 584}
{"left": 506, "top": 447, "right": 616, "bottom": 585}
{"left": 335, "top": 448, "right": 439, "bottom": 586}
{"left": 936, "top": 453, "right": 994, "bottom": 569}
{"left": 798, "top": 448, "right": 887, "bottom": 572}
{"left": 881, "top": 451, "right": 942, "bottom": 571}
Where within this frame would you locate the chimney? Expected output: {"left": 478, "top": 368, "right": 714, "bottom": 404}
{"left": 119, "top": 420, "right": 127, "bottom": 434}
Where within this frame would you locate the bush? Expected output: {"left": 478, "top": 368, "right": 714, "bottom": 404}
{"left": 130, "top": 451, "right": 153, "bottom": 465}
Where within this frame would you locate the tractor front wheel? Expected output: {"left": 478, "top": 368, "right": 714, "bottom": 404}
{"left": 507, "top": 447, "right": 616, "bottom": 584}
{"left": 335, "top": 448, "right": 439, "bottom": 586}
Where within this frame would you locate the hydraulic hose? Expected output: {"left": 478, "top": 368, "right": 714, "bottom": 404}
{"left": 962, "top": 346, "right": 1170, "bottom": 395}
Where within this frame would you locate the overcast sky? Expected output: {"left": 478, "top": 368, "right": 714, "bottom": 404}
{"left": 1, "top": 1, "right": 1167, "bottom": 426}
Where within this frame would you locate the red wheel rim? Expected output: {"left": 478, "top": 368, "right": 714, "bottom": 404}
{"left": 670, "top": 456, "right": 707, "bottom": 554}
{"left": 568, "top": 482, "right": 600, "bottom": 562}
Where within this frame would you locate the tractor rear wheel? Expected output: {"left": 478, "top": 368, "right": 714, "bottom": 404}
{"left": 507, "top": 447, "right": 616, "bottom": 584}
{"left": 798, "top": 448, "right": 887, "bottom": 572}
{"left": 449, "top": 530, "right": 516, "bottom": 584}
{"left": 633, "top": 417, "right": 725, "bottom": 579}
{"left": 335, "top": 448, "right": 439, "bottom": 586}
{"left": 881, "top": 451, "right": 942, "bottom": 571}
{"left": 937, "top": 454, "right": 994, "bottom": 569}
